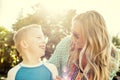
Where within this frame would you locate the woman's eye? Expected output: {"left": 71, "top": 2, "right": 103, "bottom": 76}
{"left": 73, "top": 33, "right": 79, "bottom": 39}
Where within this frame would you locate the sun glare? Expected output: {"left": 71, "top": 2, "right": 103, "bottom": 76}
{"left": 0, "top": 0, "right": 120, "bottom": 36}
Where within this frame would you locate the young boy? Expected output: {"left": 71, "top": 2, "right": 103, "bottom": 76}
{"left": 7, "top": 24, "right": 58, "bottom": 80}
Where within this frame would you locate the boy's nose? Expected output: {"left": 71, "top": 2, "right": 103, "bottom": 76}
{"left": 40, "top": 37, "right": 48, "bottom": 43}
{"left": 39, "top": 40, "right": 46, "bottom": 45}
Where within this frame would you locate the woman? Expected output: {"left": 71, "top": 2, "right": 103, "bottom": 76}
{"left": 49, "top": 10, "right": 119, "bottom": 80}
{"left": 67, "top": 10, "right": 119, "bottom": 80}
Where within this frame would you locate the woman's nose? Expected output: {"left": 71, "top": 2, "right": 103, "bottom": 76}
{"left": 72, "top": 36, "right": 77, "bottom": 42}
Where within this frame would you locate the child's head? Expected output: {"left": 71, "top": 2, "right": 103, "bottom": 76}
{"left": 13, "top": 24, "right": 46, "bottom": 59}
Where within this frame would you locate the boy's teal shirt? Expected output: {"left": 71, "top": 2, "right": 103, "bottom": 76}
{"left": 15, "top": 64, "right": 52, "bottom": 80}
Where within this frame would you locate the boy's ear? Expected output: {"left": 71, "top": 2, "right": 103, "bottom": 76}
{"left": 20, "top": 40, "right": 28, "bottom": 48}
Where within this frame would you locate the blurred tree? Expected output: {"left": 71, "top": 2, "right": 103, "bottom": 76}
{"left": 0, "top": 26, "right": 19, "bottom": 77}
{"left": 112, "top": 34, "right": 120, "bottom": 80}
{"left": 112, "top": 34, "right": 120, "bottom": 49}
{"left": 12, "top": 4, "right": 77, "bottom": 59}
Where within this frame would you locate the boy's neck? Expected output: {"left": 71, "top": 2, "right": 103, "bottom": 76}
{"left": 22, "top": 58, "right": 41, "bottom": 66}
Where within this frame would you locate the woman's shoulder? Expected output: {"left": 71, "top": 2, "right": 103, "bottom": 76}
{"left": 57, "top": 36, "right": 71, "bottom": 48}
{"left": 61, "top": 36, "right": 71, "bottom": 43}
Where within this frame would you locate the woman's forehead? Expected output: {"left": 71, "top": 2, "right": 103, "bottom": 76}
{"left": 72, "top": 21, "right": 83, "bottom": 31}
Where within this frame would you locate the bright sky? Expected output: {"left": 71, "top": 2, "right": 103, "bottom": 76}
{"left": 0, "top": 0, "right": 120, "bottom": 37}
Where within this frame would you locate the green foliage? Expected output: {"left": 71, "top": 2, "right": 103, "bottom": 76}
{"left": 12, "top": 7, "right": 76, "bottom": 59}
{"left": 112, "top": 35, "right": 120, "bottom": 79}
{"left": 0, "top": 26, "right": 19, "bottom": 77}
{"left": 112, "top": 34, "right": 120, "bottom": 49}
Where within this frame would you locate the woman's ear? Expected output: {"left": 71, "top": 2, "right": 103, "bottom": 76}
{"left": 20, "top": 40, "right": 28, "bottom": 48}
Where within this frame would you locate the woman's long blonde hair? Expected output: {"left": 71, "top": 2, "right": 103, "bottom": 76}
{"left": 68, "top": 10, "right": 118, "bottom": 80}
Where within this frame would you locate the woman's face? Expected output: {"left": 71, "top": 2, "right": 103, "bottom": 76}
{"left": 71, "top": 21, "right": 86, "bottom": 49}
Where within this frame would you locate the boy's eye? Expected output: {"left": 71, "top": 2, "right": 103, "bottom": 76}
{"left": 36, "top": 37, "right": 41, "bottom": 39}
{"left": 36, "top": 36, "right": 48, "bottom": 43}
{"left": 36, "top": 36, "right": 45, "bottom": 40}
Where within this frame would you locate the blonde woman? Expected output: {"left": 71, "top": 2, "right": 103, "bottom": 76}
{"left": 67, "top": 10, "right": 119, "bottom": 80}
{"left": 50, "top": 10, "right": 119, "bottom": 80}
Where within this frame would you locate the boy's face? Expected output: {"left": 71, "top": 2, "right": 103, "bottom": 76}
{"left": 25, "top": 28, "right": 46, "bottom": 58}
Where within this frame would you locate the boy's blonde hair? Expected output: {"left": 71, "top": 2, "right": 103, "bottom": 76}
{"left": 13, "top": 24, "right": 42, "bottom": 53}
